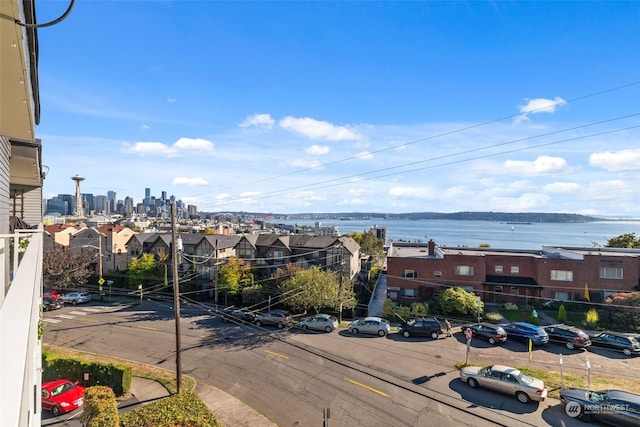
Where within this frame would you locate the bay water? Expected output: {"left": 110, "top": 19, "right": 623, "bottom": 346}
{"left": 271, "top": 219, "right": 640, "bottom": 250}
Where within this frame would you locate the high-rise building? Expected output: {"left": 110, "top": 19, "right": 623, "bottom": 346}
{"left": 71, "top": 174, "right": 85, "bottom": 216}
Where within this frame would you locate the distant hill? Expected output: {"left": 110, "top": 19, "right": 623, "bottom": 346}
{"left": 209, "top": 211, "right": 607, "bottom": 223}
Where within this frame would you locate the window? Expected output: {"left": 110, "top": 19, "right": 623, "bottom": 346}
{"left": 403, "top": 270, "right": 417, "bottom": 278}
{"left": 433, "top": 271, "right": 442, "bottom": 278}
{"left": 510, "top": 287, "right": 519, "bottom": 295}
{"left": 552, "top": 292, "right": 571, "bottom": 301}
{"left": 599, "top": 267, "right": 623, "bottom": 279}
{"left": 510, "top": 266, "right": 520, "bottom": 274}
{"left": 273, "top": 250, "right": 284, "bottom": 262}
{"left": 495, "top": 265, "right": 503, "bottom": 273}
{"left": 455, "top": 265, "right": 474, "bottom": 276}
{"left": 551, "top": 270, "right": 574, "bottom": 281}
{"left": 494, "top": 286, "right": 503, "bottom": 293}
{"left": 403, "top": 288, "right": 418, "bottom": 298}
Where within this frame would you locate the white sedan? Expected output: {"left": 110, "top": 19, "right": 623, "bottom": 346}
{"left": 61, "top": 292, "right": 92, "bottom": 305}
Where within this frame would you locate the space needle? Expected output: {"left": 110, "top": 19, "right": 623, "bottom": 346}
{"left": 71, "top": 174, "right": 85, "bottom": 217}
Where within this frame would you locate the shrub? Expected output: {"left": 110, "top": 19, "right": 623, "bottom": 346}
{"left": 119, "top": 392, "right": 221, "bottom": 427}
{"left": 557, "top": 304, "right": 566, "bottom": 323}
{"left": 586, "top": 308, "right": 599, "bottom": 328}
{"left": 503, "top": 302, "right": 518, "bottom": 310}
{"left": 484, "top": 312, "right": 503, "bottom": 323}
{"left": 81, "top": 386, "right": 119, "bottom": 427}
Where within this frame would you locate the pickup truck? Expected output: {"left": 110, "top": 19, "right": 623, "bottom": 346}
{"left": 254, "top": 310, "right": 292, "bottom": 328}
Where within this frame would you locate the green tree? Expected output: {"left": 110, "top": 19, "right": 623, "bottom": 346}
{"left": 43, "top": 247, "right": 94, "bottom": 289}
{"left": 557, "top": 304, "right": 567, "bottom": 323}
{"left": 606, "top": 232, "right": 640, "bottom": 249}
{"left": 281, "top": 266, "right": 342, "bottom": 313}
{"left": 382, "top": 298, "right": 396, "bottom": 319}
{"left": 217, "top": 257, "right": 252, "bottom": 297}
{"left": 438, "top": 287, "right": 484, "bottom": 317}
{"left": 127, "top": 253, "right": 158, "bottom": 290}
{"left": 411, "top": 302, "right": 429, "bottom": 317}
{"left": 586, "top": 308, "right": 599, "bottom": 328}
{"left": 347, "top": 230, "right": 385, "bottom": 266}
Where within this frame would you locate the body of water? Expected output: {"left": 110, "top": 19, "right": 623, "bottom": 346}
{"left": 269, "top": 219, "right": 640, "bottom": 250}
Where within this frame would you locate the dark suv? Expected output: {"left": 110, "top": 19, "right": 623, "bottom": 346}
{"left": 460, "top": 322, "right": 507, "bottom": 345}
{"left": 589, "top": 331, "right": 640, "bottom": 357}
{"left": 499, "top": 322, "right": 549, "bottom": 345}
{"left": 398, "top": 317, "right": 443, "bottom": 339}
{"left": 543, "top": 324, "right": 591, "bottom": 350}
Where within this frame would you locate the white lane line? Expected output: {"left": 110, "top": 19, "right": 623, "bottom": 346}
{"left": 56, "top": 314, "right": 76, "bottom": 319}
{"left": 70, "top": 311, "right": 87, "bottom": 316}
{"left": 81, "top": 308, "right": 102, "bottom": 312}
{"left": 43, "top": 318, "right": 61, "bottom": 323}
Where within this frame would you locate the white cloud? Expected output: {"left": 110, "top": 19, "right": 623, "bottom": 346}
{"left": 589, "top": 148, "right": 640, "bottom": 171}
{"left": 389, "top": 186, "right": 435, "bottom": 199}
{"left": 239, "top": 113, "right": 275, "bottom": 129}
{"left": 286, "top": 158, "right": 322, "bottom": 168}
{"left": 122, "top": 141, "right": 178, "bottom": 157}
{"left": 502, "top": 156, "right": 571, "bottom": 175}
{"left": 172, "top": 177, "right": 209, "bottom": 186}
{"left": 141, "top": 124, "right": 150, "bottom": 130}
{"left": 282, "top": 191, "right": 325, "bottom": 201}
{"left": 305, "top": 145, "right": 330, "bottom": 155}
{"left": 356, "top": 151, "right": 373, "bottom": 160}
{"left": 338, "top": 198, "right": 367, "bottom": 206}
{"left": 216, "top": 193, "right": 230, "bottom": 200}
{"left": 174, "top": 137, "right": 214, "bottom": 151}
{"left": 543, "top": 182, "right": 581, "bottom": 193}
{"left": 348, "top": 188, "right": 375, "bottom": 196}
{"left": 279, "top": 116, "right": 361, "bottom": 141}
{"left": 515, "top": 96, "right": 566, "bottom": 123}
{"left": 167, "top": 97, "right": 177, "bottom": 103}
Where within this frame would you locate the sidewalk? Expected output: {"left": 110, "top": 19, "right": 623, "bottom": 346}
{"left": 127, "top": 377, "right": 278, "bottom": 427}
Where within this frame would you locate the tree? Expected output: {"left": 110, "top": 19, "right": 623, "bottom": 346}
{"left": 606, "top": 233, "right": 640, "bottom": 249}
{"left": 347, "top": 230, "right": 385, "bottom": 266}
{"left": 438, "top": 287, "right": 483, "bottom": 317}
{"left": 281, "top": 266, "right": 354, "bottom": 314}
{"left": 127, "top": 253, "right": 159, "bottom": 290}
{"left": 43, "top": 247, "right": 94, "bottom": 289}
{"left": 217, "top": 257, "right": 252, "bottom": 297}
{"left": 557, "top": 304, "right": 567, "bottom": 323}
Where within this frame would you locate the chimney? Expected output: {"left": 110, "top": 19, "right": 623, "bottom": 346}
{"left": 428, "top": 239, "right": 435, "bottom": 256}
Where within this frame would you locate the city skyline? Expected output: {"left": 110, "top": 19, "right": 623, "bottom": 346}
{"left": 37, "top": 2, "right": 639, "bottom": 216}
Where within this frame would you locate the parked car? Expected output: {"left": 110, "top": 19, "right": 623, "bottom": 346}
{"left": 398, "top": 317, "right": 443, "bottom": 339}
{"left": 299, "top": 313, "right": 339, "bottom": 332}
{"left": 499, "top": 322, "right": 549, "bottom": 345}
{"left": 348, "top": 317, "right": 391, "bottom": 337}
{"left": 560, "top": 388, "right": 640, "bottom": 426}
{"left": 543, "top": 324, "right": 591, "bottom": 350}
{"left": 43, "top": 297, "right": 63, "bottom": 311}
{"left": 60, "top": 292, "right": 92, "bottom": 305}
{"left": 41, "top": 379, "right": 86, "bottom": 416}
{"left": 460, "top": 364, "right": 548, "bottom": 403}
{"left": 44, "top": 289, "right": 62, "bottom": 300}
{"left": 460, "top": 322, "right": 507, "bottom": 345}
{"left": 589, "top": 331, "right": 640, "bottom": 357}
{"left": 254, "top": 310, "right": 292, "bottom": 328}
{"left": 221, "top": 308, "right": 255, "bottom": 323}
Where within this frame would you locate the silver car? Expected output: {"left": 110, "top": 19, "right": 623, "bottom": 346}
{"left": 61, "top": 292, "right": 92, "bottom": 305}
{"left": 460, "top": 364, "right": 548, "bottom": 403}
{"left": 299, "top": 314, "right": 339, "bottom": 332}
{"left": 348, "top": 317, "right": 391, "bottom": 337}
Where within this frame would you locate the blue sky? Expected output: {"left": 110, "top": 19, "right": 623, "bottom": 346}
{"left": 37, "top": 1, "right": 640, "bottom": 216}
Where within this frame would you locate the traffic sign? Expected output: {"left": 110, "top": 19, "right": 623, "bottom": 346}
{"left": 98, "top": 277, "right": 105, "bottom": 285}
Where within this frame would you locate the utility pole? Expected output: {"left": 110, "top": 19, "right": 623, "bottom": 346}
{"left": 214, "top": 238, "right": 218, "bottom": 307}
{"left": 338, "top": 241, "right": 344, "bottom": 324}
{"left": 171, "top": 202, "right": 182, "bottom": 393}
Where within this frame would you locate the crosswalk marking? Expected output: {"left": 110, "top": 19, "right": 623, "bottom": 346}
{"left": 43, "top": 318, "right": 61, "bottom": 323}
{"left": 81, "top": 307, "right": 102, "bottom": 312}
{"left": 70, "top": 311, "right": 87, "bottom": 316}
{"left": 56, "top": 314, "right": 76, "bottom": 319}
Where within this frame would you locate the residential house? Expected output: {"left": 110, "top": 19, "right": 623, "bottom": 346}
{"left": 386, "top": 240, "right": 640, "bottom": 306}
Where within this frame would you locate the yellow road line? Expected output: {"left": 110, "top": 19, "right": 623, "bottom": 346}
{"left": 136, "top": 325, "right": 157, "bottom": 331}
{"left": 344, "top": 377, "right": 388, "bottom": 397}
{"left": 264, "top": 349, "right": 289, "bottom": 359}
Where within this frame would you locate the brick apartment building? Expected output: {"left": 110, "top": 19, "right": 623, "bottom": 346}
{"left": 387, "top": 240, "right": 640, "bottom": 306}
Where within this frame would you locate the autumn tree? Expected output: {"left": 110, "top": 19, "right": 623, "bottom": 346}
{"left": 43, "top": 247, "right": 94, "bottom": 289}
{"left": 606, "top": 233, "right": 640, "bottom": 249}
{"left": 217, "top": 256, "right": 252, "bottom": 297}
{"left": 347, "top": 230, "right": 385, "bottom": 266}
{"left": 281, "top": 266, "right": 356, "bottom": 316}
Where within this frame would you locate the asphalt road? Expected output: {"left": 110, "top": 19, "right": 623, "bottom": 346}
{"left": 42, "top": 298, "right": 637, "bottom": 426}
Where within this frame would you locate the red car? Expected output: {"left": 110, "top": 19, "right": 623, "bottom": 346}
{"left": 44, "top": 289, "right": 62, "bottom": 300}
{"left": 41, "top": 379, "right": 85, "bottom": 416}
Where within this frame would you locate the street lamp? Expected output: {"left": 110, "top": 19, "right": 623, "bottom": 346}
{"left": 83, "top": 239, "right": 104, "bottom": 300}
